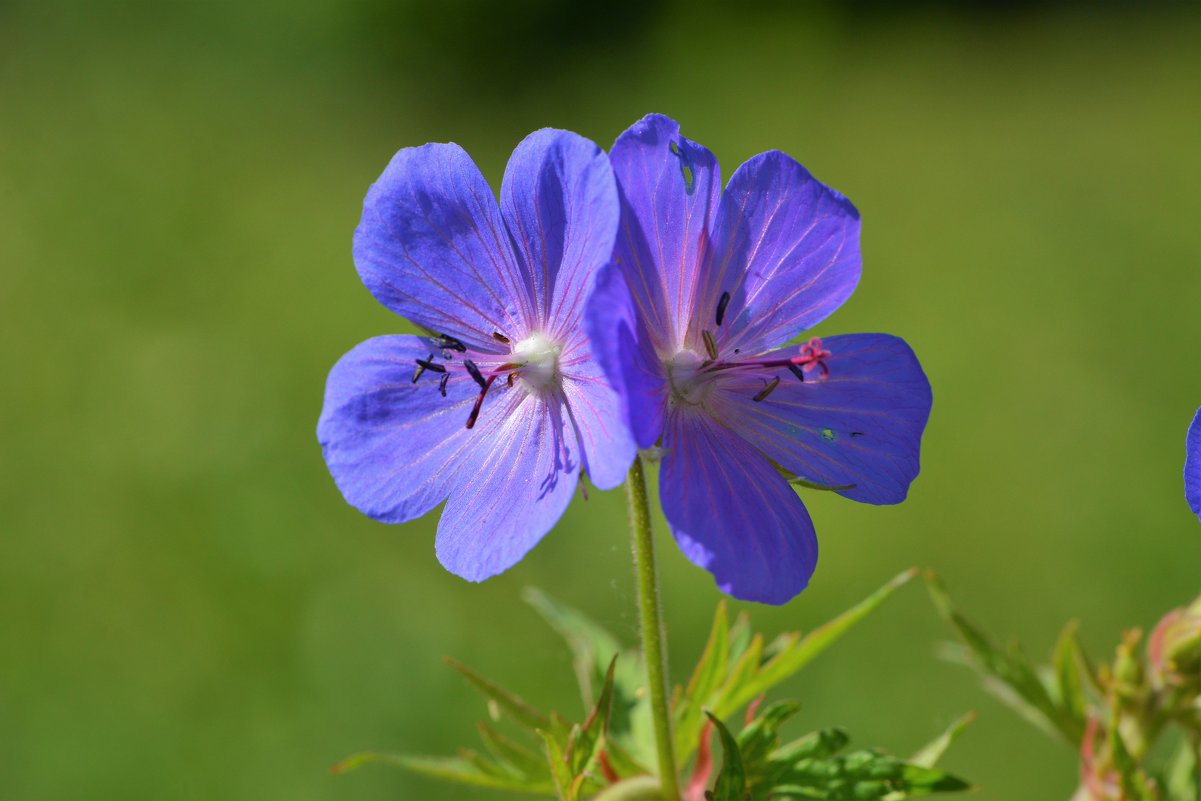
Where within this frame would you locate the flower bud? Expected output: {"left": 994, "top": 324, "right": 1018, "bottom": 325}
{"left": 1148, "top": 595, "right": 1201, "bottom": 691}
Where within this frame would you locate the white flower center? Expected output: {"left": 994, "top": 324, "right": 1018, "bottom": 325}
{"left": 666, "top": 349, "right": 712, "bottom": 407}
{"left": 513, "top": 332, "right": 562, "bottom": 392}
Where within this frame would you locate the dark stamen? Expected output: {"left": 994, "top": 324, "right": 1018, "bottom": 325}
{"left": 753, "top": 376, "right": 781, "bottom": 403}
{"left": 431, "top": 334, "right": 467, "bottom": 353}
{"left": 715, "top": 291, "right": 731, "bottom": 326}
{"left": 506, "top": 373, "right": 514, "bottom": 388}
{"left": 438, "top": 373, "right": 449, "bottom": 397}
{"left": 702, "top": 329, "right": 718, "bottom": 360}
{"left": 463, "top": 359, "right": 487, "bottom": 390}
{"left": 411, "top": 363, "right": 426, "bottom": 384}
{"left": 415, "top": 355, "right": 447, "bottom": 374}
{"left": 787, "top": 363, "right": 806, "bottom": 382}
{"left": 492, "top": 332, "right": 511, "bottom": 344}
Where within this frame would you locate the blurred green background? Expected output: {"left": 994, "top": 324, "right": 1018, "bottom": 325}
{"left": 2, "top": 1, "right": 1199, "bottom": 798}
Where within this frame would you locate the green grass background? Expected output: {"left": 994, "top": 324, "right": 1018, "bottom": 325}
{"left": 2, "top": 2, "right": 1199, "bottom": 798}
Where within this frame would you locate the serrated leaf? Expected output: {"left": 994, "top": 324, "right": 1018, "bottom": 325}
{"left": 675, "top": 603, "right": 733, "bottom": 769}
{"left": 445, "top": 657, "right": 549, "bottom": 731}
{"left": 539, "top": 729, "right": 575, "bottom": 801}
{"left": 590, "top": 775, "right": 664, "bottom": 801}
{"left": 523, "top": 588, "right": 624, "bottom": 706}
{"left": 1108, "top": 716, "right": 1158, "bottom": 801}
{"left": 688, "top": 601, "right": 732, "bottom": 700}
{"left": 332, "top": 751, "right": 556, "bottom": 794}
{"left": 569, "top": 656, "right": 617, "bottom": 777}
{"left": 599, "top": 737, "right": 652, "bottom": 779}
{"left": 1051, "top": 620, "right": 1090, "bottom": 734}
{"left": 896, "top": 763, "right": 973, "bottom": 793}
{"left": 1162, "top": 735, "right": 1198, "bottom": 801}
{"left": 723, "top": 570, "right": 916, "bottom": 716}
{"left": 909, "top": 711, "right": 976, "bottom": 769}
{"left": 522, "top": 588, "right": 655, "bottom": 772}
{"left": 769, "top": 728, "right": 851, "bottom": 765}
{"left": 738, "top": 700, "right": 803, "bottom": 770}
{"left": 729, "top": 613, "right": 753, "bottom": 664}
{"left": 706, "top": 711, "right": 748, "bottom": 801}
{"left": 925, "top": 572, "right": 1078, "bottom": 745}
{"left": 477, "top": 721, "right": 549, "bottom": 778}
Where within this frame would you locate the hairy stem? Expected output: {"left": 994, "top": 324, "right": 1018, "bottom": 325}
{"left": 625, "top": 455, "right": 681, "bottom": 801}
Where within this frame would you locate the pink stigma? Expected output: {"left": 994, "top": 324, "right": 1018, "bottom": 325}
{"left": 791, "top": 337, "right": 831, "bottom": 379}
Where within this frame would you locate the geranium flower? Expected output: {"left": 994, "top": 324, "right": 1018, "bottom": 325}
{"left": 586, "top": 114, "right": 932, "bottom": 604}
{"left": 1187, "top": 407, "right": 1201, "bottom": 522}
{"left": 318, "top": 130, "right": 634, "bottom": 581}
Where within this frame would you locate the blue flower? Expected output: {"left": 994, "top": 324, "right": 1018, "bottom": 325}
{"left": 586, "top": 114, "right": 932, "bottom": 604}
{"left": 1187, "top": 407, "right": 1201, "bottom": 522}
{"left": 319, "top": 130, "right": 635, "bottom": 582}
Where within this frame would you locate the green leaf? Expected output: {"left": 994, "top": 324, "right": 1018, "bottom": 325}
{"left": 522, "top": 589, "right": 655, "bottom": 772}
{"left": 332, "top": 751, "right": 555, "bottom": 794}
{"left": 925, "top": 572, "right": 1079, "bottom": 745}
{"left": 445, "top": 657, "right": 550, "bottom": 731}
{"left": 477, "top": 721, "right": 549, "bottom": 778}
{"left": 908, "top": 711, "right": 976, "bottom": 769}
{"left": 1108, "top": 716, "right": 1158, "bottom": 801}
{"left": 721, "top": 570, "right": 916, "bottom": 715}
{"left": 569, "top": 655, "right": 617, "bottom": 778}
{"left": 539, "top": 729, "right": 575, "bottom": 801}
{"left": 728, "top": 612, "right": 753, "bottom": 664}
{"left": 896, "top": 763, "right": 973, "bottom": 794}
{"left": 523, "top": 588, "right": 624, "bottom": 707}
{"left": 590, "top": 776, "right": 664, "bottom": 801}
{"left": 1051, "top": 620, "right": 1090, "bottom": 732}
{"left": 1162, "top": 735, "right": 1198, "bottom": 801}
{"left": 674, "top": 602, "right": 733, "bottom": 767}
{"left": 738, "top": 700, "right": 803, "bottom": 770}
{"left": 769, "top": 728, "right": 851, "bottom": 765}
{"left": 706, "top": 711, "right": 748, "bottom": 801}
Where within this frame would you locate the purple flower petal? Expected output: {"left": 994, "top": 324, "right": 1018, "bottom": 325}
{"left": 708, "top": 151, "right": 861, "bottom": 357}
{"left": 559, "top": 333, "right": 637, "bottom": 490}
{"left": 317, "top": 335, "right": 490, "bottom": 522}
{"left": 659, "top": 408, "right": 818, "bottom": 605}
{"left": 436, "top": 393, "right": 580, "bottom": 582}
{"left": 1187, "top": 407, "right": 1201, "bottom": 521}
{"left": 353, "top": 143, "right": 528, "bottom": 350}
{"left": 585, "top": 262, "right": 669, "bottom": 450}
{"left": 499, "top": 129, "right": 619, "bottom": 340}
{"left": 610, "top": 114, "right": 722, "bottom": 352}
{"left": 717, "top": 333, "right": 932, "bottom": 505}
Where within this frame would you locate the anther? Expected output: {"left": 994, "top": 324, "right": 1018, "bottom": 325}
{"left": 411, "top": 362, "right": 426, "bottom": 384}
{"left": 506, "top": 373, "right": 514, "bottom": 388}
{"left": 787, "top": 363, "right": 806, "bottom": 383}
{"left": 752, "top": 376, "right": 781, "bottom": 403}
{"left": 702, "top": 329, "right": 718, "bottom": 360}
{"left": 438, "top": 373, "right": 449, "bottom": 397}
{"left": 463, "top": 359, "right": 487, "bottom": 390}
{"left": 715, "top": 291, "right": 731, "bottom": 326}
{"left": 492, "top": 332, "right": 511, "bottom": 344}
{"left": 415, "top": 355, "right": 447, "bottom": 374}
{"left": 431, "top": 334, "right": 467, "bottom": 353}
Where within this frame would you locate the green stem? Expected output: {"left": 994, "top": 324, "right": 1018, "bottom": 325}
{"left": 625, "top": 455, "right": 681, "bottom": 801}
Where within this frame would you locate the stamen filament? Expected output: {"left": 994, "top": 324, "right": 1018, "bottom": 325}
{"left": 702, "top": 329, "right": 718, "bottom": 360}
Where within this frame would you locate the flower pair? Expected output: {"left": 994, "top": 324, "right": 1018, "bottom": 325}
{"left": 317, "top": 115, "right": 933, "bottom": 604}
